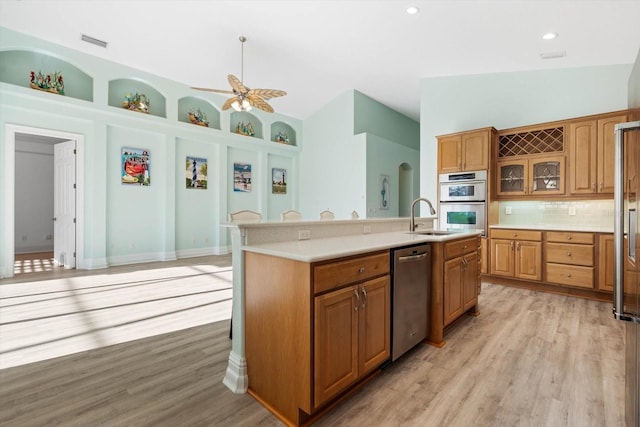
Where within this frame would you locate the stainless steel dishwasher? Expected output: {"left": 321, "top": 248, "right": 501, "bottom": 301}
{"left": 391, "top": 244, "right": 431, "bottom": 361}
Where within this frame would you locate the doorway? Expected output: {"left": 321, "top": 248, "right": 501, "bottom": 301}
{"left": 2, "top": 125, "right": 84, "bottom": 278}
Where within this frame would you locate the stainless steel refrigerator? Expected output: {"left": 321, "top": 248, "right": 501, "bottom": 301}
{"left": 614, "top": 120, "right": 640, "bottom": 426}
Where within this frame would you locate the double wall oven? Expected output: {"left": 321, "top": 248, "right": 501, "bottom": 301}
{"left": 439, "top": 170, "right": 487, "bottom": 236}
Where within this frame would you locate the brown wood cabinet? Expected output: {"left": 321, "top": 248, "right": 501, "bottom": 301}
{"left": 314, "top": 275, "right": 390, "bottom": 408}
{"left": 490, "top": 229, "right": 542, "bottom": 281}
{"left": 244, "top": 250, "right": 390, "bottom": 426}
{"left": 569, "top": 113, "right": 629, "bottom": 195}
{"left": 599, "top": 234, "right": 614, "bottom": 292}
{"left": 545, "top": 231, "right": 594, "bottom": 289}
{"left": 496, "top": 155, "right": 565, "bottom": 198}
{"left": 444, "top": 249, "right": 478, "bottom": 326}
{"left": 437, "top": 128, "right": 495, "bottom": 173}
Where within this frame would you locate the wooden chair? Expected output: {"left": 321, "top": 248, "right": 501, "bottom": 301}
{"left": 281, "top": 210, "right": 302, "bottom": 221}
{"left": 319, "top": 210, "right": 335, "bottom": 220}
{"left": 228, "top": 210, "right": 262, "bottom": 223}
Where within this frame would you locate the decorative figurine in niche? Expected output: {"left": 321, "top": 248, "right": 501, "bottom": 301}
{"left": 236, "top": 121, "right": 255, "bottom": 137}
{"left": 275, "top": 131, "right": 290, "bottom": 144}
{"left": 122, "top": 92, "right": 150, "bottom": 114}
{"left": 188, "top": 108, "right": 209, "bottom": 127}
{"left": 29, "top": 70, "right": 65, "bottom": 95}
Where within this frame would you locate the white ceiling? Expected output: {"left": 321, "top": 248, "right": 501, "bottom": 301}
{"left": 1, "top": 0, "right": 639, "bottom": 121}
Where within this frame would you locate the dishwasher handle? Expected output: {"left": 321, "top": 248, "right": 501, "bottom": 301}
{"left": 397, "top": 252, "right": 429, "bottom": 262}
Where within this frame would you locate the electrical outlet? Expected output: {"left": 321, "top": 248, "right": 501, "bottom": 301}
{"left": 21, "top": 235, "right": 27, "bottom": 241}
{"left": 568, "top": 207, "right": 576, "bottom": 216}
{"left": 298, "top": 230, "right": 311, "bottom": 240}
{"left": 45, "top": 234, "right": 52, "bottom": 240}
{"left": 363, "top": 225, "right": 372, "bottom": 234}
{"left": 505, "top": 206, "right": 512, "bottom": 215}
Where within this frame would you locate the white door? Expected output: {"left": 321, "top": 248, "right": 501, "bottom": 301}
{"left": 54, "top": 140, "right": 76, "bottom": 268}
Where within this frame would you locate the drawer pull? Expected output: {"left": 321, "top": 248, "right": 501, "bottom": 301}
{"left": 567, "top": 235, "right": 572, "bottom": 240}
{"left": 361, "top": 287, "right": 367, "bottom": 309}
{"left": 358, "top": 267, "right": 365, "bottom": 273}
{"left": 513, "top": 233, "right": 518, "bottom": 237}
{"left": 567, "top": 274, "right": 572, "bottom": 278}
{"left": 463, "top": 245, "right": 467, "bottom": 249}
{"left": 567, "top": 252, "right": 572, "bottom": 257}
{"left": 354, "top": 289, "right": 360, "bottom": 311}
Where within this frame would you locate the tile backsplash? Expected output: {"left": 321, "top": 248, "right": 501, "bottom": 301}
{"left": 498, "top": 200, "right": 614, "bottom": 228}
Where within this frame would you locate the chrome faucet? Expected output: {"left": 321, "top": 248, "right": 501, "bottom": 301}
{"left": 409, "top": 197, "right": 436, "bottom": 231}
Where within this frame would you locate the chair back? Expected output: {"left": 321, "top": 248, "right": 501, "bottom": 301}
{"left": 281, "top": 210, "right": 302, "bottom": 221}
{"left": 319, "top": 210, "right": 335, "bottom": 220}
{"left": 228, "top": 210, "right": 262, "bottom": 223}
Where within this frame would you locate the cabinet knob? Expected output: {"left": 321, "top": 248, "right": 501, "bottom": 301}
{"left": 513, "top": 233, "right": 518, "bottom": 237}
{"left": 358, "top": 267, "right": 365, "bottom": 273}
{"left": 463, "top": 245, "right": 467, "bottom": 249}
{"left": 592, "top": 183, "right": 596, "bottom": 191}
{"left": 567, "top": 235, "right": 572, "bottom": 240}
{"left": 567, "top": 252, "right": 572, "bottom": 257}
{"left": 599, "top": 182, "right": 603, "bottom": 191}
{"left": 567, "top": 274, "right": 572, "bottom": 278}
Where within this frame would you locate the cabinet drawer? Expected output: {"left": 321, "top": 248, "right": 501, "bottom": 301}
{"left": 546, "top": 263, "right": 594, "bottom": 288}
{"left": 546, "top": 231, "right": 594, "bottom": 244}
{"left": 444, "top": 237, "right": 478, "bottom": 260}
{"left": 490, "top": 229, "right": 542, "bottom": 241}
{"left": 546, "top": 243, "right": 594, "bottom": 266}
{"left": 314, "top": 252, "right": 390, "bottom": 294}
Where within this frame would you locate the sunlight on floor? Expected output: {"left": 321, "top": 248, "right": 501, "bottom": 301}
{"left": 14, "top": 253, "right": 56, "bottom": 275}
{"left": 0, "top": 259, "right": 232, "bottom": 369}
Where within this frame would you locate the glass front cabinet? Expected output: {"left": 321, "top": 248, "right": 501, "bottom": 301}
{"left": 496, "top": 155, "right": 565, "bottom": 197}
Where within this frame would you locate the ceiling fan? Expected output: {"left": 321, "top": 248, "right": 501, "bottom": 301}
{"left": 191, "top": 36, "right": 287, "bottom": 113}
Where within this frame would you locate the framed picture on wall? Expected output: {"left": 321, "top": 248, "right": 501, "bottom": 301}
{"left": 186, "top": 156, "right": 207, "bottom": 189}
{"left": 121, "top": 147, "right": 150, "bottom": 186}
{"left": 379, "top": 174, "right": 389, "bottom": 210}
{"left": 233, "top": 162, "right": 252, "bottom": 192}
{"left": 272, "top": 168, "right": 287, "bottom": 194}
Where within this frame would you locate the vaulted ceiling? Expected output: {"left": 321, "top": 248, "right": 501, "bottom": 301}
{"left": 1, "top": 1, "right": 639, "bottom": 121}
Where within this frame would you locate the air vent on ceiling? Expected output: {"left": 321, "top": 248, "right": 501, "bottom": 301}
{"left": 81, "top": 34, "right": 108, "bottom": 48}
{"left": 540, "top": 50, "right": 566, "bottom": 60}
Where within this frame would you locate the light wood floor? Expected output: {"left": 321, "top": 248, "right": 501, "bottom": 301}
{"left": 0, "top": 262, "right": 625, "bottom": 426}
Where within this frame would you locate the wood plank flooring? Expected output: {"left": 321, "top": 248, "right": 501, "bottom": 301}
{"left": 0, "top": 262, "right": 625, "bottom": 426}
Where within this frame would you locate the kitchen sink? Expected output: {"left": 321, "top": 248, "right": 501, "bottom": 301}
{"left": 407, "top": 229, "right": 460, "bottom": 236}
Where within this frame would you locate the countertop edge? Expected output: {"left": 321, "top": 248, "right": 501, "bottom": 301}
{"left": 489, "top": 224, "right": 613, "bottom": 233}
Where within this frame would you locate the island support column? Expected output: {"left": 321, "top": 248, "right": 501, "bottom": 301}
{"left": 223, "top": 226, "right": 248, "bottom": 393}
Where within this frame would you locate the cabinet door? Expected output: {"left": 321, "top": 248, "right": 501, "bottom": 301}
{"left": 358, "top": 276, "right": 390, "bottom": 376}
{"left": 462, "top": 252, "right": 478, "bottom": 311}
{"left": 438, "top": 135, "right": 462, "bottom": 173}
{"left": 496, "top": 159, "right": 528, "bottom": 196}
{"left": 515, "top": 241, "right": 542, "bottom": 281}
{"left": 314, "top": 286, "right": 358, "bottom": 408}
{"left": 462, "top": 130, "right": 489, "bottom": 171}
{"left": 481, "top": 237, "right": 488, "bottom": 275}
{"left": 490, "top": 239, "right": 515, "bottom": 277}
{"left": 599, "top": 234, "right": 614, "bottom": 292}
{"left": 444, "top": 257, "right": 464, "bottom": 326}
{"left": 530, "top": 156, "right": 565, "bottom": 196}
{"left": 598, "top": 114, "right": 628, "bottom": 194}
{"left": 569, "top": 119, "right": 597, "bottom": 194}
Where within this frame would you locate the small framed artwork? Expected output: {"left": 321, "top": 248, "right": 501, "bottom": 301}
{"left": 379, "top": 174, "right": 389, "bottom": 210}
{"left": 122, "top": 147, "right": 150, "bottom": 186}
{"left": 233, "top": 162, "right": 252, "bottom": 192}
{"left": 186, "top": 156, "right": 208, "bottom": 189}
{"left": 272, "top": 168, "right": 287, "bottom": 194}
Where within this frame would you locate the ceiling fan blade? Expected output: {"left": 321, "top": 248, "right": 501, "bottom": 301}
{"left": 247, "top": 94, "right": 274, "bottom": 113}
{"left": 221, "top": 96, "right": 237, "bottom": 111}
{"left": 191, "top": 86, "right": 235, "bottom": 95}
{"left": 228, "top": 74, "right": 248, "bottom": 94}
{"left": 248, "top": 88, "right": 287, "bottom": 100}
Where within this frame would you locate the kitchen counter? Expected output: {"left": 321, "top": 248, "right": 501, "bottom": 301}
{"left": 490, "top": 224, "right": 613, "bottom": 233}
{"left": 242, "top": 229, "right": 482, "bottom": 263}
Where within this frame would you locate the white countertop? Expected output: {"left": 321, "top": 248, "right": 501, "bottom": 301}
{"left": 242, "top": 230, "right": 482, "bottom": 263}
{"left": 490, "top": 224, "right": 613, "bottom": 233}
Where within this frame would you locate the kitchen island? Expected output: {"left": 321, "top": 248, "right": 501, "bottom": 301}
{"left": 223, "top": 217, "right": 481, "bottom": 426}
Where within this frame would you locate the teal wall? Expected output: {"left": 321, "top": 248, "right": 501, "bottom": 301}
{"left": 354, "top": 90, "right": 419, "bottom": 150}
{"left": 420, "top": 64, "right": 634, "bottom": 212}
{"left": 0, "top": 26, "right": 302, "bottom": 275}
{"left": 301, "top": 90, "right": 420, "bottom": 219}
{"left": 630, "top": 49, "right": 640, "bottom": 109}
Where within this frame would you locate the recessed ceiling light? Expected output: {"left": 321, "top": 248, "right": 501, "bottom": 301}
{"left": 406, "top": 6, "right": 420, "bottom": 15}
{"left": 542, "top": 32, "right": 558, "bottom": 40}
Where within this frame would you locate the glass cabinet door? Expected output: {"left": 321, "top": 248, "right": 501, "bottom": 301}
{"left": 497, "top": 160, "right": 527, "bottom": 196}
{"left": 530, "top": 156, "right": 565, "bottom": 195}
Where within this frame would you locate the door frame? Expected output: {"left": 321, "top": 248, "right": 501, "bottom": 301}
{"left": 2, "top": 124, "right": 85, "bottom": 278}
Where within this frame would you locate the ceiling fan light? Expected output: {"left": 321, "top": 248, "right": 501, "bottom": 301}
{"left": 241, "top": 99, "right": 252, "bottom": 111}
{"left": 231, "top": 99, "right": 241, "bottom": 111}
